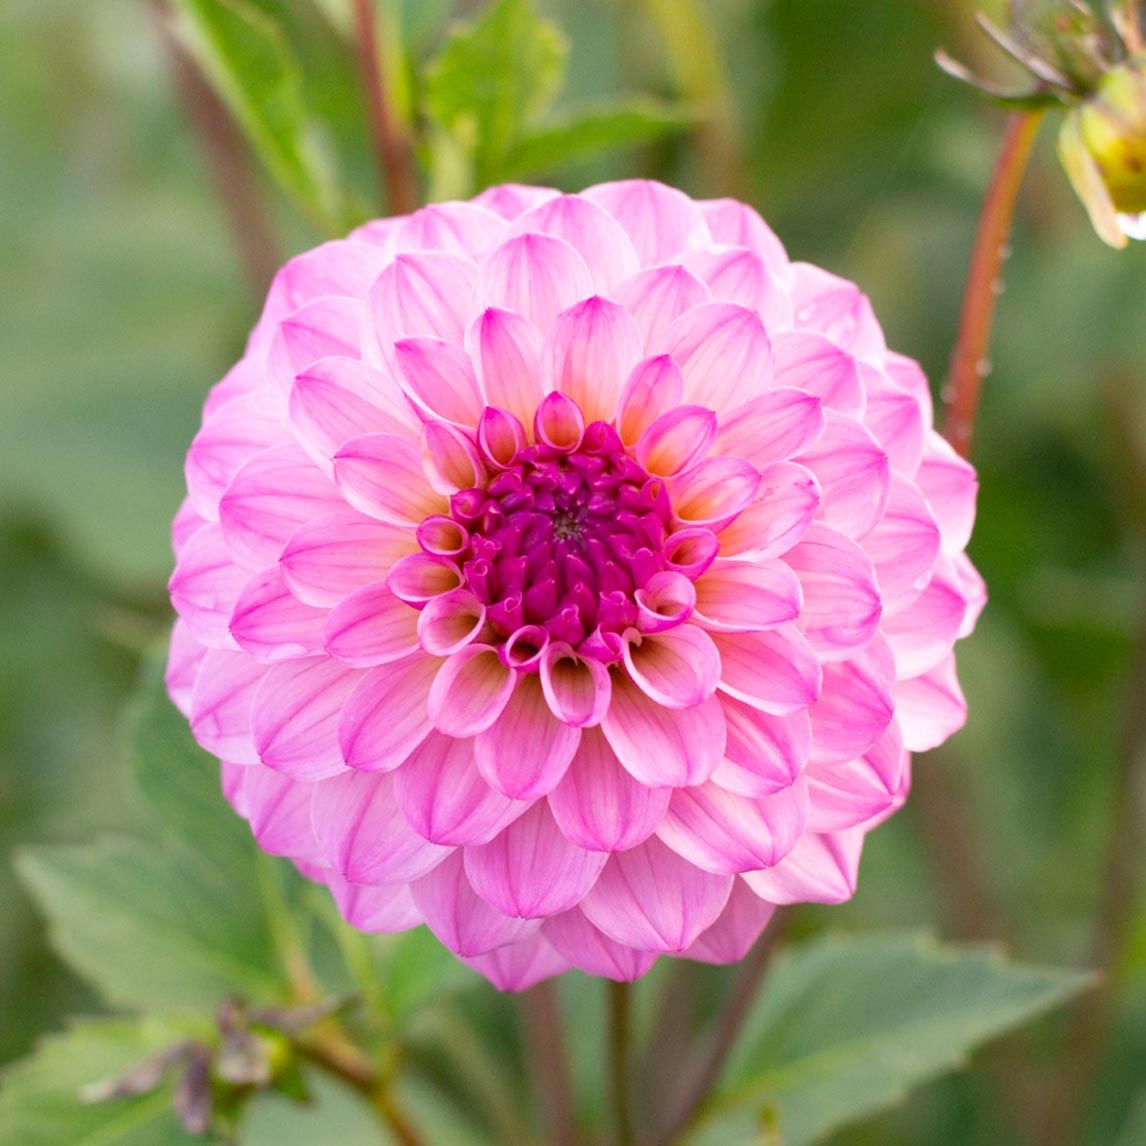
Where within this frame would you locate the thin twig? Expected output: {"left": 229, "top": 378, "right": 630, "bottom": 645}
{"left": 150, "top": 0, "right": 280, "bottom": 295}
{"left": 351, "top": 0, "right": 419, "bottom": 215}
{"left": 944, "top": 110, "right": 1044, "bottom": 458}
{"left": 520, "top": 981, "right": 578, "bottom": 1146}
{"left": 608, "top": 981, "right": 636, "bottom": 1146}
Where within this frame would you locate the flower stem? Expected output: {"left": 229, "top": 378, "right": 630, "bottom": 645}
{"left": 520, "top": 981, "right": 577, "bottom": 1146}
{"left": 944, "top": 110, "right": 1043, "bottom": 459}
{"left": 608, "top": 981, "right": 635, "bottom": 1146}
{"left": 351, "top": 0, "right": 419, "bottom": 216}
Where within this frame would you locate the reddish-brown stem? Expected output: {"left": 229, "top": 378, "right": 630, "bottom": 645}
{"left": 520, "top": 981, "right": 578, "bottom": 1146}
{"left": 351, "top": 0, "right": 419, "bottom": 216}
{"left": 944, "top": 110, "right": 1043, "bottom": 458}
{"left": 150, "top": 0, "right": 280, "bottom": 294}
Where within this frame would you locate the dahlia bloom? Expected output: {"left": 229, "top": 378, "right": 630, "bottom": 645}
{"left": 167, "top": 181, "right": 984, "bottom": 990}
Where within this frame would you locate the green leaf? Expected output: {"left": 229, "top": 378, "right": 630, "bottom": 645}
{"left": 0, "top": 1018, "right": 207, "bottom": 1146}
{"left": 243, "top": 1071, "right": 390, "bottom": 1146}
{"left": 170, "top": 0, "right": 346, "bottom": 231}
{"left": 1115, "top": 1092, "right": 1146, "bottom": 1146}
{"left": 700, "top": 932, "right": 1093, "bottom": 1146}
{"left": 17, "top": 838, "right": 284, "bottom": 1012}
{"left": 424, "top": 0, "right": 567, "bottom": 187}
{"left": 503, "top": 100, "right": 694, "bottom": 179}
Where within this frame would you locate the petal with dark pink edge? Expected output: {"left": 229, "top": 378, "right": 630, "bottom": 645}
{"left": 681, "top": 247, "right": 792, "bottom": 330}
{"left": 864, "top": 369, "right": 925, "bottom": 476}
{"left": 790, "top": 263, "right": 885, "bottom": 361}
{"left": 916, "top": 438, "right": 979, "bottom": 553}
{"left": 241, "top": 766, "right": 321, "bottom": 861}
{"left": 669, "top": 455, "right": 761, "bottom": 529}
{"left": 716, "top": 462, "right": 821, "bottom": 561}
{"left": 882, "top": 556, "right": 967, "bottom": 678}
{"left": 230, "top": 566, "right": 327, "bottom": 663}
{"left": 545, "top": 296, "right": 643, "bottom": 424}
{"left": 895, "top": 655, "right": 967, "bottom": 752}
{"left": 692, "top": 560, "right": 802, "bottom": 633}
{"left": 636, "top": 404, "right": 717, "bottom": 476}
{"left": 477, "top": 232, "right": 594, "bottom": 333}
{"left": 388, "top": 202, "right": 505, "bottom": 259}
{"left": 743, "top": 826, "right": 865, "bottom": 905}
{"left": 337, "top": 654, "right": 437, "bottom": 772}
{"left": 543, "top": 909, "right": 658, "bottom": 981}
{"left": 581, "top": 836, "right": 732, "bottom": 954}
{"left": 805, "top": 722, "right": 906, "bottom": 833}
{"left": 859, "top": 475, "right": 941, "bottom": 615}
{"left": 290, "top": 357, "right": 419, "bottom": 474}
{"left": 323, "top": 581, "right": 420, "bottom": 667}
{"left": 602, "top": 675, "right": 726, "bottom": 788}
{"left": 475, "top": 674, "right": 580, "bottom": 799}
{"left": 326, "top": 875, "right": 422, "bottom": 933}
{"left": 772, "top": 330, "right": 863, "bottom": 415}
{"left": 783, "top": 523, "right": 882, "bottom": 661}
{"left": 280, "top": 511, "right": 419, "bottom": 607}
{"left": 622, "top": 625, "right": 721, "bottom": 709}
{"left": 715, "top": 388, "right": 825, "bottom": 472}
{"left": 395, "top": 731, "right": 527, "bottom": 846}
{"left": 658, "top": 302, "right": 774, "bottom": 411}
{"left": 468, "top": 307, "right": 545, "bottom": 429}
{"left": 616, "top": 355, "right": 686, "bottom": 447}
{"left": 807, "top": 632, "right": 895, "bottom": 766}
{"left": 168, "top": 522, "right": 249, "bottom": 649}
{"left": 311, "top": 770, "right": 449, "bottom": 884}
{"left": 657, "top": 776, "right": 808, "bottom": 875}
{"left": 219, "top": 444, "right": 343, "bottom": 569}
{"left": 463, "top": 935, "right": 570, "bottom": 992}
{"left": 711, "top": 697, "right": 810, "bottom": 798}
{"left": 393, "top": 337, "right": 484, "bottom": 427}
{"left": 252, "top": 657, "right": 363, "bottom": 780}
{"left": 614, "top": 266, "right": 710, "bottom": 350}
{"left": 507, "top": 194, "right": 640, "bottom": 292}
{"left": 681, "top": 878, "right": 776, "bottom": 965}
{"left": 795, "top": 412, "right": 889, "bottom": 541}
{"left": 464, "top": 803, "right": 608, "bottom": 918}
{"left": 333, "top": 433, "right": 448, "bottom": 526}
{"left": 410, "top": 852, "right": 540, "bottom": 958}
{"left": 715, "top": 625, "right": 821, "bottom": 715}
{"left": 166, "top": 618, "right": 206, "bottom": 717}
{"left": 190, "top": 648, "right": 267, "bottom": 763}
{"left": 186, "top": 394, "right": 287, "bottom": 520}
{"left": 698, "top": 199, "right": 790, "bottom": 277}
{"left": 540, "top": 643, "right": 612, "bottom": 727}
{"left": 548, "top": 727, "right": 670, "bottom": 851}
{"left": 268, "top": 297, "right": 364, "bottom": 402}
{"left": 583, "top": 179, "right": 710, "bottom": 264}
{"left": 428, "top": 645, "right": 517, "bottom": 737}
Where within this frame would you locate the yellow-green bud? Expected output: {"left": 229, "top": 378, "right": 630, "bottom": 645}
{"left": 1079, "top": 54, "right": 1146, "bottom": 214}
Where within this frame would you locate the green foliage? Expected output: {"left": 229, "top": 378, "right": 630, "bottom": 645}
{"left": 696, "top": 933, "right": 1093, "bottom": 1146}
{"left": 1114, "top": 1091, "right": 1146, "bottom": 1146}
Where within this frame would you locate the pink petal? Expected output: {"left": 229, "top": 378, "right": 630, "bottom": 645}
{"left": 395, "top": 731, "right": 527, "bottom": 846}
{"left": 602, "top": 675, "right": 726, "bottom": 787}
{"left": 681, "top": 878, "right": 776, "bottom": 965}
{"left": 805, "top": 721, "right": 906, "bottom": 833}
{"left": 581, "top": 836, "right": 732, "bottom": 953}
{"left": 189, "top": 648, "right": 266, "bottom": 763}
{"left": 698, "top": 199, "right": 790, "bottom": 277}
{"left": 772, "top": 330, "right": 863, "bottom": 415}
{"left": 172, "top": 497, "right": 206, "bottom": 558}
{"left": 548, "top": 727, "right": 670, "bottom": 851}
{"left": 280, "top": 510, "right": 419, "bottom": 607}
{"left": 311, "top": 770, "right": 450, "bottom": 884}
{"left": 614, "top": 265, "right": 710, "bottom": 350}
{"left": 326, "top": 875, "right": 422, "bottom": 933}
{"left": 636, "top": 404, "right": 718, "bottom": 476}
{"left": 714, "top": 624, "right": 822, "bottom": 715}
{"left": 916, "top": 437, "right": 979, "bottom": 553}
{"left": 463, "top": 934, "right": 570, "bottom": 991}
{"left": 230, "top": 566, "right": 328, "bottom": 662}
{"left": 895, "top": 655, "right": 967, "bottom": 752}
{"left": 252, "top": 657, "right": 362, "bottom": 780}
{"left": 658, "top": 302, "right": 774, "bottom": 411}
{"left": 882, "top": 556, "right": 968, "bottom": 678}
{"left": 464, "top": 802, "right": 608, "bottom": 918}
{"left": 324, "top": 581, "right": 420, "bottom": 667}
{"left": 393, "top": 337, "right": 484, "bottom": 427}
{"left": 716, "top": 462, "right": 821, "bottom": 561}
{"left": 534, "top": 390, "right": 585, "bottom": 451}
{"left": 783, "top": 523, "right": 882, "bottom": 661}
{"left": 337, "top": 654, "right": 438, "bottom": 772}
{"left": 635, "top": 571, "right": 697, "bottom": 633}
{"left": 691, "top": 559, "right": 802, "bottom": 633}
{"left": 743, "top": 826, "right": 865, "bottom": 905}
{"left": 859, "top": 475, "right": 942, "bottom": 614}
{"left": 795, "top": 411, "right": 890, "bottom": 541}
{"left": 545, "top": 296, "right": 643, "bottom": 424}
{"left": 267, "top": 238, "right": 389, "bottom": 312}
{"left": 656, "top": 776, "right": 808, "bottom": 874}
{"left": 333, "top": 433, "right": 448, "bottom": 526}
{"left": 467, "top": 307, "right": 545, "bottom": 430}
{"left": 954, "top": 552, "right": 987, "bottom": 637}
{"left": 885, "top": 351, "right": 934, "bottom": 426}
{"left": 543, "top": 909, "right": 658, "bottom": 981}
{"left": 268, "top": 297, "right": 364, "bottom": 401}
{"left": 166, "top": 618, "right": 206, "bottom": 717}
{"left": 417, "top": 588, "right": 486, "bottom": 657}
{"left": 790, "top": 263, "right": 885, "bottom": 361}
{"left": 864, "top": 369, "right": 925, "bottom": 476}
{"left": 476, "top": 407, "right": 527, "bottom": 470}
{"left": 475, "top": 674, "right": 580, "bottom": 799}
{"left": 622, "top": 624, "right": 721, "bottom": 709}
{"left": 477, "top": 232, "right": 594, "bottom": 333}
{"left": 507, "top": 194, "right": 640, "bottom": 292}
{"left": 168, "top": 522, "right": 248, "bottom": 649}
{"left": 712, "top": 698, "right": 810, "bottom": 797}
{"left": 540, "top": 642, "right": 612, "bottom": 727}
{"left": 680, "top": 246, "right": 792, "bottom": 330}
{"left": 388, "top": 202, "right": 505, "bottom": 259}
{"left": 715, "top": 388, "right": 826, "bottom": 470}
{"left": 583, "top": 179, "right": 710, "bottom": 264}
{"left": 807, "top": 632, "right": 896, "bottom": 766}
{"left": 386, "top": 552, "right": 464, "bottom": 606}
{"left": 428, "top": 645, "right": 517, "bottom": 737}
{"left": 241, "top": 765, "right": 321, "bottom": 860}
{"left": 410, "top": 851, "right": 540, "bottom": 958}
{"left": 422, "top": 421, "right": 484, "bottom": 495}
{"left": 473, "top": 183, "right": 560, "bottom": 219}
{"left": 669, "top": 455, "right": 761, "bottom": 529}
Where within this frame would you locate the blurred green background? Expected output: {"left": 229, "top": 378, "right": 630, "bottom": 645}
{"left": 2, "top": 1, "right": 1146, "bottom": 1143}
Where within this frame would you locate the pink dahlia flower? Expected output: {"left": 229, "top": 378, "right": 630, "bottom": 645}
{"left": 167, "top": 181, "right": 984, "bottom": 990}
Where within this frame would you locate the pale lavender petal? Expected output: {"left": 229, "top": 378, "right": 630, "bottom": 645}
{"left": 698, "top": 198, "right": 790, "bottom": 276}
{"left": 473, "top": 183, "right": 560, "bottom": 219}
{"left": 268, "top": 297, "right": 364, "bottom": 402}
{"left": 422, "top": 421, "right": 484, "bottom": 495}
{"left": 864, "top": 368, "right": 925, "bottom": 476}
